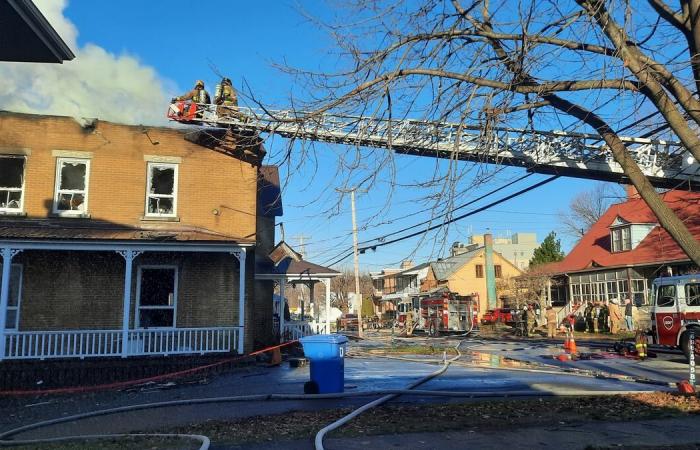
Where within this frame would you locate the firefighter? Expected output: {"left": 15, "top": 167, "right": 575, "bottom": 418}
{"left": 526, "top": 304, "right": 537, "bottom": 337}
{"left": 635, "top": 330, "right": 648, "bottom": 360}
{"left": 584, "top": 302, "right": 593, "bottom": 333}
{"left": 598, "top": 301, "right": 609, "bottom": 333}
{"left": 405, "top": 309, "right": 414, "bottom": 336}
{"left": 608, "top": 298, "right": 623, "bottom": 334}
{"left": 173, "top": 80, "right": 210, "bottom": 104}
{"left": 546, "top": 306, "right": 557, "bottom": 338}
{"left": 215, "top": 77, "right": 239, "bottom": 117}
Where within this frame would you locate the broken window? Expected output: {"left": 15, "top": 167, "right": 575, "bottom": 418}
{"left": 137, "top": 266, "right": 177, "bottom": 328}
{"left": 54, "top": 158, "right": 89, "bottom": 214}
{"left": 146, "top": 163, "right": 178, "bottom": 217}
{"left": 0, "top": 156, "right": 25, "bottom": 211}
{"left": 2, "top": 264, "right": 23, "bottom": 329}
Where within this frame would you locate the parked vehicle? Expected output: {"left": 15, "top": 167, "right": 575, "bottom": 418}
{"left": 481, "top": 308, "right": 515, "bottom": 325}
{"left": 396, "top": 291, "right": 479, "bottom": 336}
{"left": 650, "top": 274, "right": 700, "bottom": 361}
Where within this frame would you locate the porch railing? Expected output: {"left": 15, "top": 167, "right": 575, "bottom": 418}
{"left": 281, "top": 321, "right": 329, "bottom": 341}
{"left": 3, "top": 327, "right": 241, "bottom": 360}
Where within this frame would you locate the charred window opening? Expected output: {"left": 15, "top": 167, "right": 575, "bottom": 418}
{"left": 137, "top": 267, "right": 177, "bottom": 328}
{"left": 146, "top": 163, "right": 177, "bottom": 216}
{"left": 54, "top": 158, "right": 89, "bottom": 214}
{"left": 0, "top": 156, "right": 25, "bottom": 211}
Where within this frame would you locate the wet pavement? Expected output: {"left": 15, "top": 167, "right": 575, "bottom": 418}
{"left": 0, "top": 335, "right": 688, "bottom": 443}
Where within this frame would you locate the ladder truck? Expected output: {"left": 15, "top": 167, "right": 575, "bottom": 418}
{"left": 167, "top": 100, "right": 700, "bottom": 190}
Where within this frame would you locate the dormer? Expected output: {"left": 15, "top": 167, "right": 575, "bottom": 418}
{"left": 609, "top": 216, "right": 656, "bottom": 253}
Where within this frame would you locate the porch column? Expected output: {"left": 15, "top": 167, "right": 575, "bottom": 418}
{"left": 117, "top": 250, "right": 140, "bottom": 358}
{"left": 233, "top": 248, "right": 247, "bottom": 354}
{"left": 323, "top": 278, "right": 331, "bottom": 333}
{"left": 0, "top": 247, "right": 21, "bottom": 360}
{"left": 279, "top": 277, "right": 286, "bottom": 342}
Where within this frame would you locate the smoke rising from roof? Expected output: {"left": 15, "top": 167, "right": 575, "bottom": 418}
{"left": 0, "top": 0, "right": 174, "bottom": 125}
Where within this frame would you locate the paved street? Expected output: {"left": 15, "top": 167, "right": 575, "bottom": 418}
{"left": 2, "top": 333, "right": 692, "bottom": 447}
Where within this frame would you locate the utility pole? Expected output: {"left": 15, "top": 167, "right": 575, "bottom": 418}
{"left": 337, "top": 188, "right": 367, "bottom": 337}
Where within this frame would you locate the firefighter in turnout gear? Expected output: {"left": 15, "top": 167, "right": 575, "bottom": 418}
{"left": 174, "top": 80, "right": 210, "bottom": 104}
{"left": 215, "top": 77, "right": 241, "bottom": 121}
{"left": 635, "top": 330, "right": 648, "bottom": 360}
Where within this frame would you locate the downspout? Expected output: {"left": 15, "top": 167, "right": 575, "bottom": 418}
{"left": 484, "top": 233, "right": 497, "bottom": 309}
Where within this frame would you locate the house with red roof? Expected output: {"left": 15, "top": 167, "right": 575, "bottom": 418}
{"left": 544, "top": 188, "right": 700, "bottom": 319}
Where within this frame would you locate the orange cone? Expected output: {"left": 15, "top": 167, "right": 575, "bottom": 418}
{"left": 568, "top": 334, "right": 577, "bottom": 354}
{"left": 563, "top": 332, "right": 570, "bottom": 350}
{"left": 269, "top": 347, "right": 282, "bottom": 366}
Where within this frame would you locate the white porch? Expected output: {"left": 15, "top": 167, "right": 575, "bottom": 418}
{"left": 0, "top": 240, "right": 252, "bottom": 361}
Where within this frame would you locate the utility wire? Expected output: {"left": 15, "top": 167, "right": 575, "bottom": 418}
{"left": 325, "top": 175, "right": 559, "bottom": 266}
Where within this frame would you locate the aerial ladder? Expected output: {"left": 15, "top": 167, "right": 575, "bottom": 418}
{"left": 167, "top": 101, "right": 700, "bottom": 190}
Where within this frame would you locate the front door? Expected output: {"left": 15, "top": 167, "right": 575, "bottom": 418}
{"left": 654, "top": 283, "right": 681, "bottom": 345}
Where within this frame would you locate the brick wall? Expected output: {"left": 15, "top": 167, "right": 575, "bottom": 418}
{"left": 16, "top": 250, "right": 242, "bottom": 331}
{"left": 0, "top": 112, "right": 257, "bottom": 240}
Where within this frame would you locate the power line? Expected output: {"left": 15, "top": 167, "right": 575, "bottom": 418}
{"left": 324, "top": 175, "right": 560, "bottom": 266}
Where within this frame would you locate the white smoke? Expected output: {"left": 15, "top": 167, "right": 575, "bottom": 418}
{"left": 0, "top": 0, "right": 175, "bottom": 125}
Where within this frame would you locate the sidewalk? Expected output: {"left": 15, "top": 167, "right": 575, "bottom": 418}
{"left": 217, "top": 415, "right": 700, "bottom": 449}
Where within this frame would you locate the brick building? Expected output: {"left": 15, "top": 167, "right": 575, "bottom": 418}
{"left": 0, "top": 111, "right": 281, "bottom": 362}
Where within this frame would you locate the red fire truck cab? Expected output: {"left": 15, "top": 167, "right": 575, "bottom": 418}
{"left": 651, "top": 274, "right": 700, "bottom": 361}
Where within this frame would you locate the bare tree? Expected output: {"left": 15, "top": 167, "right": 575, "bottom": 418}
{"left": 267, "top": 0, "right": 700, "bottom": 266}
{"left": 330, "top": 270, "right": 374, "bottom": 312}
{"left": 559, "top": 183, "right": 624, "bottom": 239}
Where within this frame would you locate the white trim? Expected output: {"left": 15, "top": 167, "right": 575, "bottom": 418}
{"left": 53, "top": 157, "right": 91, "bottom": 216}
{"left": 2, "top": 264, "right": 22, "bottom": 330}
{"left": 0, "top": 155, "right": 26, "bottom": 214}
{"left": 135, "top": 265, "right": 179, "bottom": 329}
{"left": 145, "top": 162, "right": 179, "bottom": 218}
{"left": 144, "top": 155, "right": 182, "bottom": 164}
{"left": 52, "top": 150, "right": 94, "bottom": 159}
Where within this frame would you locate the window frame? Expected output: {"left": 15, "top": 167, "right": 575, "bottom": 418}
{"left": 135, "top": 265, "right": 178, "bottom": 329}
{"left": 145, "top": 162, "right": 179, "bottom": 218}
{"left": 685, "top": 283, "right": 700, "bottom": 307}
{"left": 2, "top": 263, "right": 23, "bottom": 330}
{"left": 475, "top": 264, "right": 484, "bottom": 278}
{"left": 53, "top": 157, "right": 91, "bottom": 216}
{"left": 656, "top": 284, "right": 676, "bottom": 308}
{"left": 494, "top": 264, "right": 502, "bottom": 278}
{"left": 0, "top": 155, "right": 26, "bottom": 214}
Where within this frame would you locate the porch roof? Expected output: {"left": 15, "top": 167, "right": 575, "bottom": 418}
{"left": 256, "top": 257, "right": 340, "bottom": 280}
{"left": 0, "top": 219, "right": 255, "bottom": 245}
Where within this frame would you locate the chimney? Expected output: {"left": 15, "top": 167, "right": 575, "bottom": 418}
{"left": 400, "top": 260, "right": 414, "bottom": 269}
{"left": 625, "top": 184, "right": 639, "bottom": 200}
{"left": 484, "top": 233, "right": 497, "bottom": 309}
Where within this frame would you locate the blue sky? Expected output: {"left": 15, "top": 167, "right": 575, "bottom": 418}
{"left": 22, "top": 1, "right": 623, "bottom": 270}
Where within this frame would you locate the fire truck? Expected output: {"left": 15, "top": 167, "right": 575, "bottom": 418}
{"left": 397, "top": 291, "right": 479, "bottom": 336}
{"left": 650, "top": 274, "right": 700, "bottom": 360}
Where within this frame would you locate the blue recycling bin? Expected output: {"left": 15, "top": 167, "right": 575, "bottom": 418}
{"left": 299, "top": 334, "right": 348, "bottom": 394}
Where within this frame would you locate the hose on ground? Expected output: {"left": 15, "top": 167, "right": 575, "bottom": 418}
{"left": 313, "top": 338, "right": 465, "bottom": 450}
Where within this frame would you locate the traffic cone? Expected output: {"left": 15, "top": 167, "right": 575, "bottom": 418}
{"left": 269, "top": 347, "right": 282, "bottom": 366}
{"left": 563, "top": 332, "right": 570, "bottom": 350}
{"left": 569, "top": 334, "right": 577, "bottom": 354}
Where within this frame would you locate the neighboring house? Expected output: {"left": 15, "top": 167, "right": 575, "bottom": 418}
{"left": 0, "top": 111, "right": 278, "bottom": 362}
{"left": 459, "top": 232, "right": 538, "bottom": 271}
{"left": 371, "top": 261, "right": 430, "bottom": 305}
{"left": 422, "top": 243, "right": 523, "bottom": 315}
{"left": 542, "top": 188, "right": 700, "bottom": 327}
{"left": 370, "top": 235, "right": 523, "bottom": 315}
